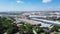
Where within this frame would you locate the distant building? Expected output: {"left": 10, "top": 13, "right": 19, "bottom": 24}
{"left": 29, "top": 12, "right": 60, "bottom": 20}
{"left": 29, "top": 15, "right": 46, "bottom": 19}
{"left": 47, "top": 12, "right": 60, "bottom": 20}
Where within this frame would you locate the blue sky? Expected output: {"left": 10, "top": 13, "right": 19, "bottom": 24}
{"left": 0, "top": 0, "right": 60, "bottom": 11}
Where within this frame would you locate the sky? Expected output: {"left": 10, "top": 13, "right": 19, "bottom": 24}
{"left": 0, "top": 0, "right": 60, "bottom": 11}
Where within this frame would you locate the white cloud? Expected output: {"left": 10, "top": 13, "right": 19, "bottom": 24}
{"left": 16, "top": 0, "right": 24, "bottom": 3}
{"left": 42, "top": 0, "right": 52, "bottom": 3}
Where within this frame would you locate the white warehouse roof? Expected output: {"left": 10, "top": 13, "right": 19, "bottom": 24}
{"left": 31, "top": 18, "right": 60, "bottom": 26}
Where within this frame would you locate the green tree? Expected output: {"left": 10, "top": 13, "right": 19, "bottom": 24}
{"left": 0, "top": 17, "right": 18, "bottom": 34}
{"left": 7, "top": 24, "right": 18, "bottom": 34}
{"left": 33, "top": 26, "right": 43, "bottom": 34}
{"left": 51, "top": 25, "right": 60, "bottom": 32}
{"left": 19, "top": 23, "right": 34, "bottom": 34}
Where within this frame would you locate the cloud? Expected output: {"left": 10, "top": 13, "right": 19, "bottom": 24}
{"left": 42, "top": 0, "right": 52, "bottom": 3}
{"left": 16, "top": 0, "right": 24, "bottom": 3}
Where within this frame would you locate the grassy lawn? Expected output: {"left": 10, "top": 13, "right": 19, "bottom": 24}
{"left": 41, "top": 33, "right": 45, "bottom": 34}
{"left": 57, "top": 20, "right": 60, "bottom": 22}
{"left": 54, "top": 32, "right": 58, "bottom": 34}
